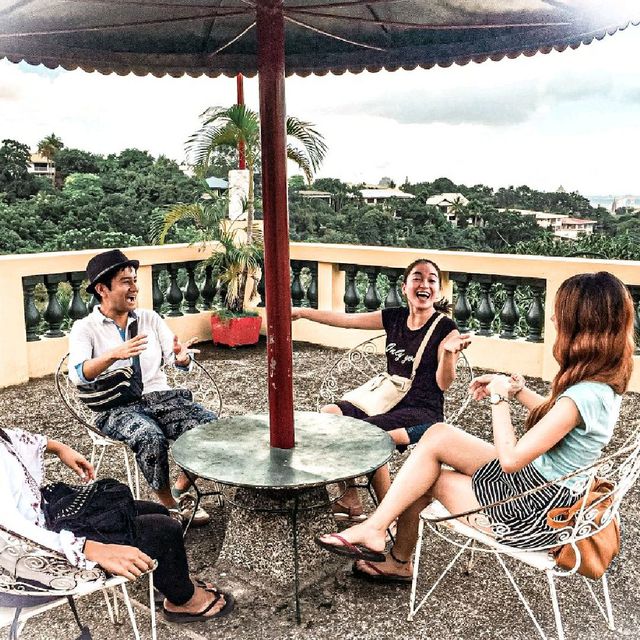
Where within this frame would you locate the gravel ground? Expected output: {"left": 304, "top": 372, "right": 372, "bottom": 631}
{"left": 1, "top": 338, "right": 640, "bottom": 640}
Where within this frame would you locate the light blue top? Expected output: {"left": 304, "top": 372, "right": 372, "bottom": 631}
{"left": 531, "top": 381, "right": 621, "bottom": 491}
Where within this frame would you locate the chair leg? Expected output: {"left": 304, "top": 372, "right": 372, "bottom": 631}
{"left": 120, "top": 583, "right": 141, "bottom": 640}
{"left": 94, "top": 444, "right": 107, "bottom": 477}
{"left": 148, "top": 571, "right": 157, "bottom": 640}
{"left": 102, "top": 588, "right": 115, "bottom": 624}
{"left": 601, "top": 574, "right": 615, "bottom": 631}
{"left": 465, "top": 539, "right": 477, "bottom": 575}
{"left": 122, "top": 449, "right": 136, "bottom": 499}
{"left": 408, "top": 526, "right": 472, "bottom": 621}
{"left": 494, "top": 553, "right": 549, "bottom": 640}
{"left": 546, "top": 570, "right": 565, "bottom": 640}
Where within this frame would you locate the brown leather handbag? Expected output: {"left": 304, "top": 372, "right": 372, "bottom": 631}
{"left": 547, "top": 478, "right": 620, "bottom": 580}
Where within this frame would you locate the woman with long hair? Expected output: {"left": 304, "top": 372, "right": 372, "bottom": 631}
{"left": 316, "top": 271, "right": 635, "bottom": 583}
{"left": 293, "top": 258, "right": 470, "bottom": 519}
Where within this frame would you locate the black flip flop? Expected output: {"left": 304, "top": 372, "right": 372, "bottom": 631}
{"left": 315, "top": 533, "right": 386, "bottom": 563}
{"left": 352, "top": 561, "right": 412, "bottom": 584}
{"left": 162, "top": 591, "right": 235, "bottom": 623}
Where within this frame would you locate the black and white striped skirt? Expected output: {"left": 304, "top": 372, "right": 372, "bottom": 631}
{"left": 471, "top": 459, "right": 578, "bottom": 550}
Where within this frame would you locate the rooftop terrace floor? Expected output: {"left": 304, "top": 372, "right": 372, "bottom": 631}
{"left": 2, "top": 340, "right": 640, "bottom": 640}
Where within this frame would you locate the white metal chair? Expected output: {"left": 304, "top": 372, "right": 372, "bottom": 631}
{"left": 317, "top": 332, "right": 473, "bottom": 425}
{"left": 0, "top": 525, "right": 156, "bottom": 640}
{"left": 408, "top": 424, "right": 640, "bottom": 640}
{"left": 55, "top": 353, "right": 223, "bottom": 499}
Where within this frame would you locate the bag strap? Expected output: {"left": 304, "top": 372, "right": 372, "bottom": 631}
{"left": 128, "top": 318, "right": 142, "bottom": 382}
{"left": 410, "top": 313, "right": 444, "bottom": 380}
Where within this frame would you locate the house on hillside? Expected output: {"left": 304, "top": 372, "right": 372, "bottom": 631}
{"left": 359, "top": 187, "right": 414, "bottom": 206}
{"left": 555, "top": 217, "right": 597, "bottom": 240}
{"left": 28, "top": 153, "right": 55, "bottom": 183}
{"left": 503, "top": 209, "right": 596, "bottom": 240}
{"left": 298, "top": 190, "right": 334, "bottom": 206}
{"left": 205, "top": 176, "right": 229, "bottom": 197}
{"left": 426, "top": 192, "right": 470, "bottom": 225}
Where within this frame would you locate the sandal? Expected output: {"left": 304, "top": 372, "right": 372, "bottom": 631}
{"left": 162, "top": 583, "right": 234, "bottom": 623}
{"left": 331, "top": 501, "right": 367, "bottom": 524}
{"left": 351, "top": 547, "right": 413, "bottom": 584}
{"left": 352, "top": 560, "right": 412, "bottom": 584}
{"left": 315, "top": 533, "right": 386, "bottom": 563}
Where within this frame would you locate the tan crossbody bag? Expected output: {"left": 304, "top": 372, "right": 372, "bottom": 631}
{"left": 341, "top": 313, "right": 444, "bottom": 416}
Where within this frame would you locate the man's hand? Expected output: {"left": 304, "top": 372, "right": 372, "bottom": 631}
{"left": 173, "top": 335, "right": 200, "bottom": 366}
{"left": 108, "top": 334, "right": 148, "bottom": 361}
{"left": 84, "top": 541, "right": 154, "bottom": 581}
{"left": 442, "top": 332, "right": 471, "bottom": 354}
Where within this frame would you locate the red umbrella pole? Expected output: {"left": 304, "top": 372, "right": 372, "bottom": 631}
{"left": 256, "top": 0, "right": 295, "bottom": 448}
{"left": 236, "top": 73, "right": 246, "bottom": 170}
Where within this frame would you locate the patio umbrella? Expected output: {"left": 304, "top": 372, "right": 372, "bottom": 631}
{"left": 1, "top": 0, "right": 637, "bottom": 448}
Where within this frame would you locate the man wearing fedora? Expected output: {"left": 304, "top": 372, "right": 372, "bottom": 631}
{"left": 68, "top": 249, "right": 213, "bottom": 525}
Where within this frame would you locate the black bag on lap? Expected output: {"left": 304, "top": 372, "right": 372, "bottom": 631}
{"left": 76, "top": 319, "right": 143, "bottom": 412}
{"left": 42, "top": 478, "right": 138, "bottom": 546}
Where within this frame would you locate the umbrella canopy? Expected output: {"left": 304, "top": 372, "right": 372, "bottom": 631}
{"left": 1, "top": 0, "right": 637, "bottom": 448}
{"left": 0, "top": 1, "right": 636, "bottom": 77}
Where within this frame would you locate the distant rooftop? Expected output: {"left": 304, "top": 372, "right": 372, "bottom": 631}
{"left": 206, "top": 176, "right": 229, "bottom": 190}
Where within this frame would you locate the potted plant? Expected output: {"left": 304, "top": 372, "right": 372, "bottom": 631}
{"left": 152, "top": 102, "right": 326, "bottom": 345}
{"left": 150, "top": 192, "right": 264, "bottom": 346}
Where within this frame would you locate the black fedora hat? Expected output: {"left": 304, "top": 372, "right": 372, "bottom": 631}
{"left": 86, "top": 249, "right": 140, "bottom": 294}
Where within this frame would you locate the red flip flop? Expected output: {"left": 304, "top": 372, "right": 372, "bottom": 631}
{"left": 315, "top": 533, "right": 385, "bottom": 563}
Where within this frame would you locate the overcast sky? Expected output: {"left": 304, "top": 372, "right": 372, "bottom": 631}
{"left": 1, "top": 24, "right": 639, "bottom": 196}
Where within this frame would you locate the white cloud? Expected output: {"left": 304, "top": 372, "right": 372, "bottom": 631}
{"left": 0, "top": 24, "right": 639, "bottom": 194}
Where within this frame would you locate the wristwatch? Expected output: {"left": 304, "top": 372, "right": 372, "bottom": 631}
{"left": 489, "top": 393, "right": 508, "bottom": 405}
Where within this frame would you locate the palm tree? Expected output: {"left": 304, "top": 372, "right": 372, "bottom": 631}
{"left": 186, "top": 104, "right": 327, "bottom": 242}
{"left": 37, "top": 133, "right": 64, "bottom": 161}
{"left": 150, "top": 191, "right": 263, "bottom": 314}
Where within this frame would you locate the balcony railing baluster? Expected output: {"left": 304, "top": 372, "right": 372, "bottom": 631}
{"left": 382, "top": 268, "right": 403, "bottom": 308}
{"left": 476, "top": 276, "right": 495, "bottom": 336}
{"left": 340, "top": 264, "right": 359, "bottom": 313}
{"left": 499, "top": 278, "right": 520, "bottom": 340}
{"left": 152, "top": 265, "right": 166, "bottom": 315}
{"left": 306, "top": 262, "right": 318, "bottom": 310}
{"left": 525, "top": 281, "right": 545, "bottom": 343}
{"left": 629, "top": 286, "right": 640, "bottom": 354}
{"left": 451, "top": 273, "right": 472, "bottom": 332}
{"left": 184, "top": 261, "right": 201, "bottom": 314}
{"left": 201, "top": 265, "right": 216, "bottom": 310}
{"left": 22, "top": 276, "right": 42, "bottom": 342}
{"left": 166, "top": 264, "right": 184, "bottom": 317}
{"left": 67, "top": 271, "right": 89, "bottom": 323}
{"left": 42, "top": 275, "right": 66, "bottom": 338}
{"left": 291, "top": 260, "right": 304, "bottom": 307}
{"left": 363, "top": 267, "right": 381, "bottom": 311}
{"left": 256, "top": 261, "right": 265, "bottom": 308}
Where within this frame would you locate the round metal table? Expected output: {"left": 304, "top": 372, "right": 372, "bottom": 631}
{"left": 172, "top": 411, "right": 394, "bottom": 621}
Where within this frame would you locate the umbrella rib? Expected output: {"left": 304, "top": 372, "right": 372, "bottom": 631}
{"left": 65, "top": 0, "right": 248, "bottom": 8}
{"left": 287, "top": 0, "right": 406, "bottom": 9}
{"left": 208, "top": 20, "right": 256, "bottom": 56}
{"left": 286, "top": 8, "right": 572, "bottom": 30}
{"left": 0, "top": 9, "right": 252, "bottom": 37}
{"left": 283, "top": 13, "right": 385, "bottom": 50}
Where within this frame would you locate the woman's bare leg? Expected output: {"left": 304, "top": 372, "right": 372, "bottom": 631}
{"left": 370, "top": 428, "right": 410, "bottom": 502}
{"left": 319, "top": 422, "right": 496, "bottom": 553}
{"left": 322, "top": 404, "right": 363, "bottom": 512}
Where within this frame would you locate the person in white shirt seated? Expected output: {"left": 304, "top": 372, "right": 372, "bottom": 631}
{"left": 0, "top": 427, "right": 233, "bottom": 623}
{"left": 69, "top": 249, "right": 215, "bottom": 525}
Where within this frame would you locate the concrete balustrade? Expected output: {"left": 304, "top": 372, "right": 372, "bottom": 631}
{"left": 2, "top": 242, "right": 640, "bottom": 391}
